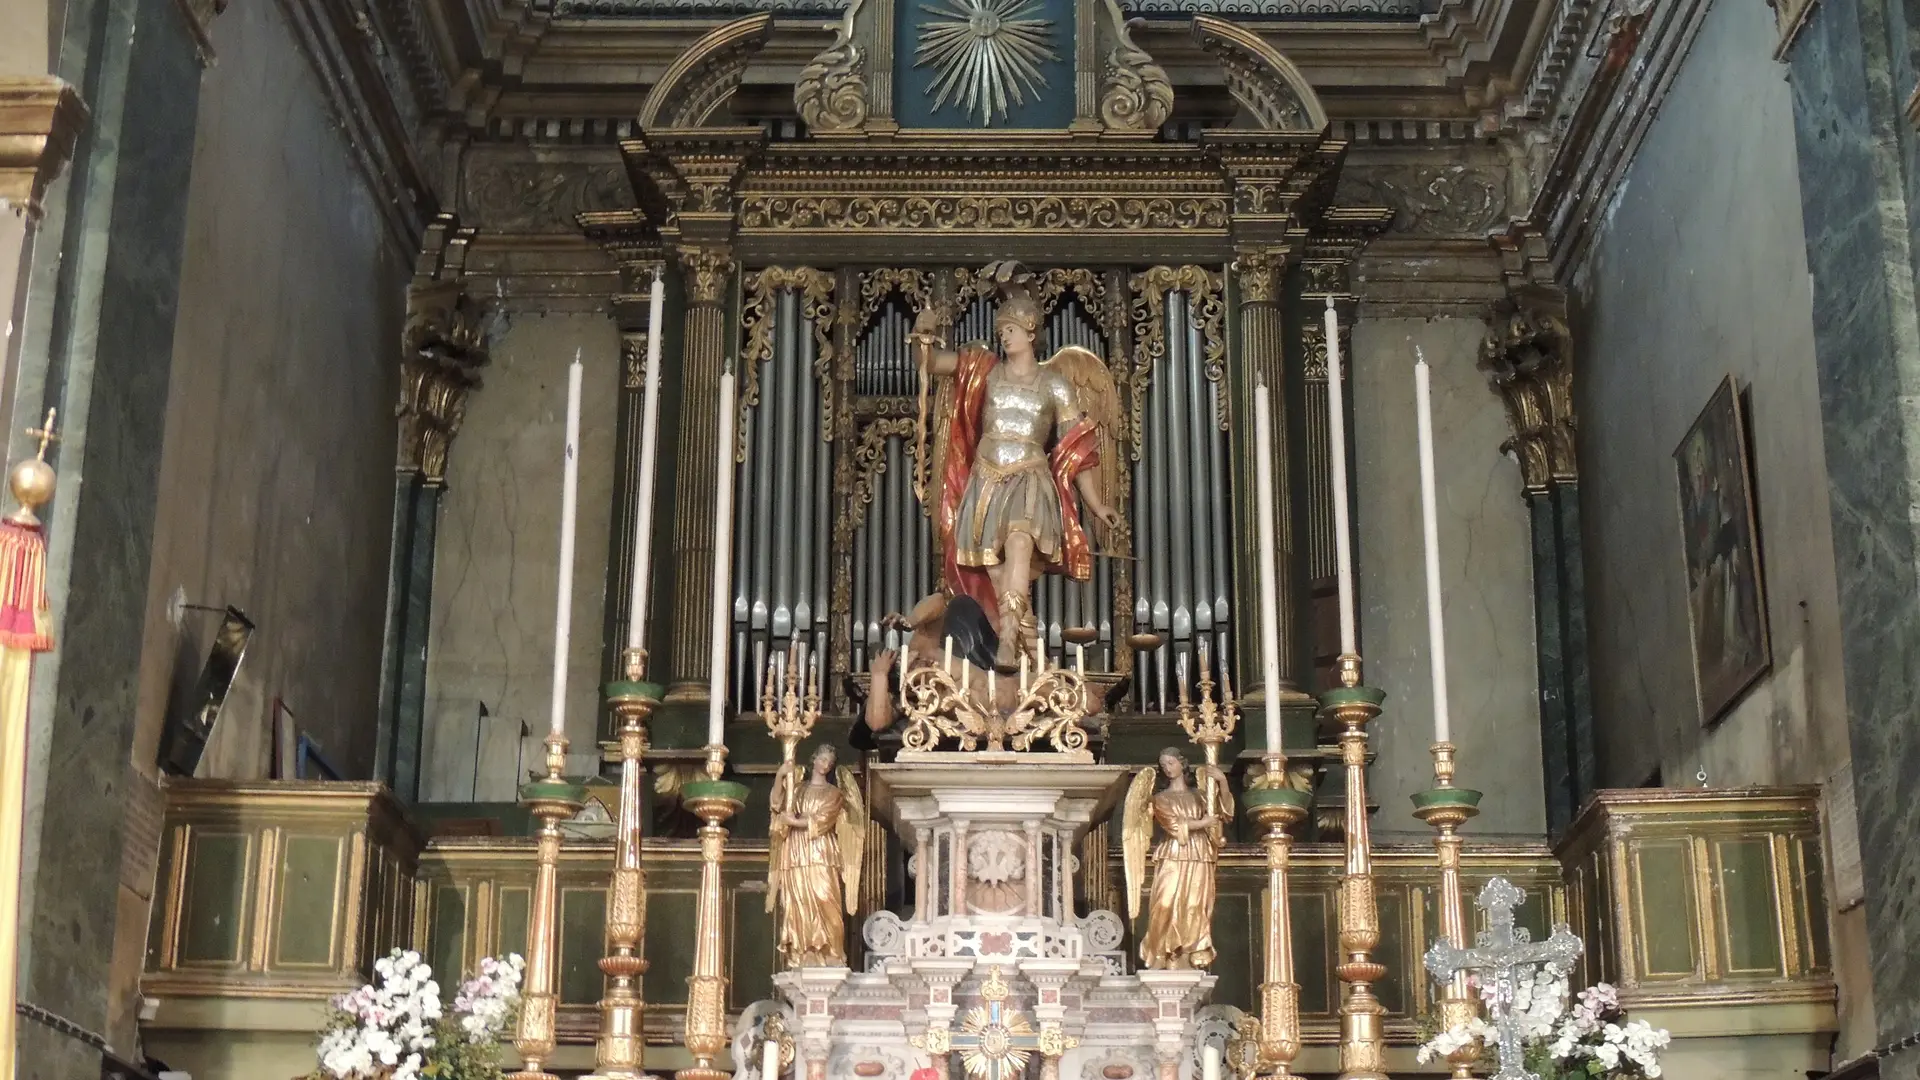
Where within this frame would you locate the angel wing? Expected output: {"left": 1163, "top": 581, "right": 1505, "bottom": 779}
{"left": 834, "top": 765, "right": 869, "bottom": 915}
{"left": 1044, "top": 345, "right": 1124, "bottom": 543}
{"left": 765, "top": 762, "right": 800, "bottom": 913}
{"left": 1120, "top": 766, "right": 1157, "bottom": 921}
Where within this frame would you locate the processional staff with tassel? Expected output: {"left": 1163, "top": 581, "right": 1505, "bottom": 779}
{"left": 0, "top": 410, "right": 59, "bottom": 1080}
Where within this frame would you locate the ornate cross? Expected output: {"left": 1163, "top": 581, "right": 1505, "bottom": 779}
{"left": 915, "top": 968, "right": 1073, "bottom": 1080}
{"left": 1423, "top": 877, "right": 1582, "bottom": 1080}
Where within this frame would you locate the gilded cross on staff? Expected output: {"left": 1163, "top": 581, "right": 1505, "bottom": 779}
{"left": 1423, "top": 878, "right": 1583, "bottom": 1080}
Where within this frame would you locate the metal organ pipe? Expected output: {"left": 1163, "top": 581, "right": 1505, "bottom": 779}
{"left": 771, "top": 292, "right": 799, "bottom": 639}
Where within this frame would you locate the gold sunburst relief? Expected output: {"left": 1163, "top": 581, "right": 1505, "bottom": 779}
{"left": 913, "top": 0, "right": 1060, "bottom": 126}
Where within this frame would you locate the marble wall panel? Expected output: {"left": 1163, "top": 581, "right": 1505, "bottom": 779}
{"left": 1783, "top": 0, "right": 1920, "bottom": 1060}
{"left": 1572, "top": 0, "right": 1848, "bottom": 799}
{"left": 1350, "top": 316, "right": 1545, "bottom": 838}
{"left": 130, "top": 0, "right": 410, "bottom": 786}
{"left": 421, "top": 313, "right": 620, "bottom": 802}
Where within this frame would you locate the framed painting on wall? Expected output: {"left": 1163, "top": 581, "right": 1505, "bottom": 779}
{"left": 1674, "top": 374, "right": 1771, "bottom": 725}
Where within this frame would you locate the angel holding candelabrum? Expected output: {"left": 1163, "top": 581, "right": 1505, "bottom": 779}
{"left": 1122, "top": 746, "right": 1233, "bottom": 969}
{"left": 910, "top": 262, "right": 1123, "bottom": 674}
{"left": 767, "top": 741, "right": 868, "bottom": 968}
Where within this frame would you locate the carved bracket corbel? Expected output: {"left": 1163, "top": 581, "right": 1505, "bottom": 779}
{"left": 399, "top": 216, "right": 495, "bottom": 483}
{"left": 1480, "top": 284, "right": 1575, "bottom": 494}
{"left": 0, "top": 77, "right": 88, "bottom": 221}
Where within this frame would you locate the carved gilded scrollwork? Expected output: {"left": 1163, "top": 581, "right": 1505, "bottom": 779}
{"left": 1129, "top": 265, "right": 1229, "bottom": 441}
{"left": 1096, "top": 0, "right": 1172, "bottom": 133}
{"left": 844, "top": 418, "right": 916, "bottom": 534}
{"left": 742, "top": 267, "right": 839, "bottom": 460}
{"left": 794, "top": 0, "right": 869, "bottom": 133}
{"left": 1480, "top": 286, "right": 1575, "bottom": 494}
{"left": 738, "top": 195, "right": 1230, "bottom": 232}
{"left": 860, "top": 269, "right": 933, "bottom": 325}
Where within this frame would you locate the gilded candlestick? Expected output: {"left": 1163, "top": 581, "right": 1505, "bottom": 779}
{"left": 588, "top": 648, "right": 660, "bottom": 1080}
{"left": 680, "top": 752, "right": 748, "bottom": 1080}
{"left": 1412, "top": 743, "right": 1483, "bottom": 1079}
{"left": 1323, "top": 654, "right": 1387, "bottom": 1080}
{"left": 1176, "top": 644, "right": 1237, "bottom": 816}
{"left": 511, "top": 734, "right": 586, "bottom": 1080}
{"left": 1245, "top": 758, "right": 1308, "bottom": 1079}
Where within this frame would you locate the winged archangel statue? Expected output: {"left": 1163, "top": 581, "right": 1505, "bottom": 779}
{"left": 1122, "top": 746, "right": 1232, "bottom": 969}
{"left": 910, "top": 262, "right": 1124, "bottom": 674}
{"left": 767, "top": 743, "right": 868, "bottom": 968}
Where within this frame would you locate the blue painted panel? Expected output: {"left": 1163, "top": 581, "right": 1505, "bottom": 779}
{"left": 893, "top": 0, "right": 1077, "bottom": 129}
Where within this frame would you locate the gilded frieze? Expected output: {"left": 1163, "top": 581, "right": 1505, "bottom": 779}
{"left": 738, "top": 194, "right": 1230, "bottom": 232}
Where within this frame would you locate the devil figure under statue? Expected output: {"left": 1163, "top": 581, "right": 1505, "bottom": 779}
{"left": 910, "top": 263, "right": 1122, "bottom": 673}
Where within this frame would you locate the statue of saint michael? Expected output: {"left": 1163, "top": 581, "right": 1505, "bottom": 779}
{"left": 910, "top": 264, "right": 1122, "bottom": 673}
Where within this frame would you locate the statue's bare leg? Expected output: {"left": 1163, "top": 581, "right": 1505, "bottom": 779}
{"left": 991, "top": 531, "right": 1039, "bottom": 672}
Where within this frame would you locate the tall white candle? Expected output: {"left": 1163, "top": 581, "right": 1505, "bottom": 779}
{"left": 707, "top": 368, "right": 739, "bottom": 746}
{"left": 1414, "top": 348, "right": 1451, "bottom": 744}
{"left": 1252, "top": 383, "right": 1285, "bottom": 754}
{"left": 550, "top": 357, "right": 585, "bottom": 737}
{"left": 626, "top": 275, "right": 668, "bottom": 653}
{"left": 1323, "top": 297, "right": 1358, "bottom": 656}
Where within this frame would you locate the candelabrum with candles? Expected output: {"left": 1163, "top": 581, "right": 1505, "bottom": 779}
{"left": 898, "top": 636, "right": 1093, "bottom": 759}
{"left": 585, "top": 648, "right": 661, "bottom": 1080}
{"left": 1412, "top": 745, "right": 1483, "bottom": 1078}
{"left": 1324, "top": 655, "right": 1388, "bottom": 1080}
{"left": 1174, "top": 643, "right": 1237, "bottom": 792}
{"left": 511, "top": 735, "right": 586, "bottom": 1080}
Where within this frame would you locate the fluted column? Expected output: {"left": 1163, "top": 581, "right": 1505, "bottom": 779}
{"left": 1232, "top": 248, "right": 1310, "bottom": 737}
{"left": 666, "top": 245, "right": 737, "bottom": 703}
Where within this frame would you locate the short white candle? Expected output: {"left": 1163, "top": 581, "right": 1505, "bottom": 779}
{"left": 626, "top": 276, "right": 668, "bottom": 654}
{"left": 762, "top": 1030, "right": 781, "bottom": 1080}
{"left": 1324, "top": 297, "right": 1358, "bottom": 656}
{"left": 549, "top": 357, "right": 585, "bottom": 737}
{"left": 944, "top": 636, "right": 954, "bottom": 675}
{"left": 707, "top": 369, "right": 738, "bottom": 747}
{"left": 1203, "top": 1042, "right": 1222, "bottom": 1080}
{"left": 1414, "top": 347, "right": 1451, "bottom": 744}
{"left": 1253, "top": 383, "right": 1285, "bottom": 753}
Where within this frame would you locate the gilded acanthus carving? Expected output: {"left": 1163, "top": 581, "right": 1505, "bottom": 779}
{"left": 1234, "top": 250, "right": 1287, "bottom": 305}
{"left": 399, "top": 277, "right": 494, "bottom": 481}
{"left": 1336, "top": 164, "right": 1507, "bottom": 236}
{"left": 1097, "top": 0, "right": 1173, "bottom": 133}
{"left": 1129, "top": 265, "right": 1229, "bottom": 440}
{"left": 1480, "top": 287, "right": 1575, "bottom": 493}
{"left": 794, "top": 0, "right": 870, "bottom": 134}
{"left": 739, "top": 195, "right": 1229, "bottom": 232}
{"left": 741, "top": 267, "right": 839, "bottom": 458}
{"left": 462, "top": 156, "right": 630, "bottom": 233}
{"left": 679, "top": 246, "right": 737, "bottom": 306}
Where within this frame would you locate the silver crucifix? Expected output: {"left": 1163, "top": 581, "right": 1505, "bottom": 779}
{"left": 1423, "top": 877, "right": 1583, "bottom": 1080}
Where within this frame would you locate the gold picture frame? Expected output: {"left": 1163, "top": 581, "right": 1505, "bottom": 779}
{"left": 1673, "top": 374, "right": 1771, "bottom": 726}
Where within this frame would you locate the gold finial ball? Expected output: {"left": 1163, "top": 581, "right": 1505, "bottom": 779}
{"left": 9, "top": 456, "right": 55, "bottom": 511}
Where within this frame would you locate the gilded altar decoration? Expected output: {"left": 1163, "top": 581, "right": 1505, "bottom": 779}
{"left": 794, "top": 0, "right": 869, "bottom": 133}
{"left": 897, "top": 643, "right": 1092, "bottom": 758}
{"left": 1096, "top": 0, "right": 1172, "bottom": 133}
{"left": 767, "top": 669, "right": 868, "bottom": 968}
{"left": 1123, "top": 746, "right": 1231, "bottom": 969}
{"left": 912, "top": 264, "right": 1121, "bottom": 672}
{"left": 913, "top": 0, "right": 1059, "bottom": 126}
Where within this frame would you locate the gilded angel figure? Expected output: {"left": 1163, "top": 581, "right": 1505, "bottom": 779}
{"left": 1122, "top": 746, "right": 1232, "bottom": 969}
{"left": 911, "top": 263, "right": 1123, "bottom": 673}
{"left": 767, "top": 743, "right": 868, "bottom": 968}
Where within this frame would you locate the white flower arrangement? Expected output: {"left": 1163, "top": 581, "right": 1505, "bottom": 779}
{"left": 1417, "top": 979, "right": 1671, "bottom": 1080}
{"left": 309, "top": 949, "right": 525, "bottom": 1080}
